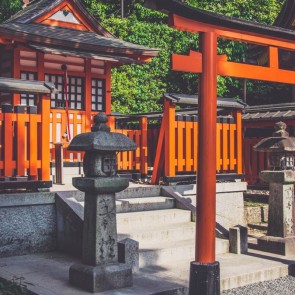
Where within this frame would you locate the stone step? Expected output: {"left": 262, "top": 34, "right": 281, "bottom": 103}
{"left": 78, "top": 196, "right": 175, "bottom": 213}
{"left": 248, "top": 222, "right": 268, "bottom": 231}
{"left": 153, "top": 249, "right": 289, "bottom": 292}
{"left": 116, "top": 196, "right": 175, "bottom": 213}
{"left": 138, "top": 238, "right": 229, "bottom": 268}
{"left": 116, "top": 209, "right": 191, "bottom": 228}
{"left": 118, "top": 221, "right": 195, "bottom": 244}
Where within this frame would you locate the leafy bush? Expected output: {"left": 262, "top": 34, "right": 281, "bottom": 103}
{"left": 0, "top": 277, "right": 30, "bottom": 295}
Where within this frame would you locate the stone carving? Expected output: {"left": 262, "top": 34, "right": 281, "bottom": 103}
{"left": 99, "top": 199, "right": 115, "bottom": 230}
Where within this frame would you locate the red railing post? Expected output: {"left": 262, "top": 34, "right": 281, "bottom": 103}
{"left": 3, "top": 109, "right": 14, "bottom": 177}
{"left": 140, "top": 116, "right": 148, "bottom": 175}
{"left": 234, "top": 110, "right": 243, "bottom": 174}
{"left": 40, "top": 94, "right": 50, "bottom": 181}
{"left": 164, "top": 99, "right": 176, "bottom": 177}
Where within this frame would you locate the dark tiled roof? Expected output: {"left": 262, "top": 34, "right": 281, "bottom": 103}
{"left": 243, "top": 103, "right": 295, "bottom": 121}
{"left": 144, "top": 0, "right": 295, "bottom": 41}
{"left": 0, "top": 77, "right": 58, "bottom": 94}
{"left": 4, "top": 0, "right": 62, "bottom": 24}
{"left": 4, "top": 0, "right": 114, "bottom": 37}
{"left": 162, "top": 93, "right": 246, "bottom": 109}
{"left": 30, "top": 45, "right": 143, "bottom": 64}
{"left": 0, "top": 22, "right": 158, "bottom": 56}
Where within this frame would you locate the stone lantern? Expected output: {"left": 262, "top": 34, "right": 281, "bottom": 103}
{"left": 254, "top": 121, "right": 295, "bottom": 255}
{"left": 67, "top": 113, "right": 136, "bottom": 292}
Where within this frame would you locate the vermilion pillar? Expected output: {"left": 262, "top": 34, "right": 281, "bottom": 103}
{"left": 189, "top": 31, "right": 220, "bottom": 295}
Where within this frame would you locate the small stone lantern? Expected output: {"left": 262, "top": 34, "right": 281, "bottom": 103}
{"left": 67, "top": 113, "right": 136, "bottom": 292}
{"left": 254, "top": 121, "right": 295, "bottom": 255}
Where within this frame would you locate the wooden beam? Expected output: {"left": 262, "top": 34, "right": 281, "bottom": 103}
{"left": 269, "top": 46, "right": 279, "bottom": 68}
{"left": 172, "top": 51, "right": 295, "bottom": 84}
{"left": 0, "top": 37, "right": 11, "bottom": 45}
{"left": 169, "top": 14, "right": 295, "bottom": 51}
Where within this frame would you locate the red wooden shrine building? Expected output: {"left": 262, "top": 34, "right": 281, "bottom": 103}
{"left": 0, "top": 0, "right": 294, "bottom": 189}
{"left": 0, "top": 0, "right": 158, "bottom": 184}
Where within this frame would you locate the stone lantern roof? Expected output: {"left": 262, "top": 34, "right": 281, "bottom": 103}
{"left": 68, "top": 113, "right": 137, "bottom": 152}
{"left": 254, "top": 121, "right": 295, "bottom": 152}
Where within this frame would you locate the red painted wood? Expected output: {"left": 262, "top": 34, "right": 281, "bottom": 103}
{"left": 196, "top": 31, "right": 218, "bottom": 263}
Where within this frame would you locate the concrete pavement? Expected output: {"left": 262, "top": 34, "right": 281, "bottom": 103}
{"left": 0, "top": 249, "right": 294, "bottom": 295}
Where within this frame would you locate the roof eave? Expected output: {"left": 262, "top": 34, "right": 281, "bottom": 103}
{"left": 144, "top": 0, "right": 295, "bottom": 41}
{"left": 0, "top": 27, "right": 159, "bottom": 58}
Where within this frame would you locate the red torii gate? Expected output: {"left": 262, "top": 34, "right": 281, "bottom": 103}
{"left": 145, "top": 0, "right": 295, "bottom": 294}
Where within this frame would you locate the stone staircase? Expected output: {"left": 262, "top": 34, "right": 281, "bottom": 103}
{"left": 54, "top": 185, "right": 294, "bottom": 294}
{"left": 75, "top": 188, "right": 229, "bottom": 269}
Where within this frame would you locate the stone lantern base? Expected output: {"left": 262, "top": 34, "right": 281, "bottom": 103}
{"left": 69, "top": 263, "right": 132, "bottom": 293}
{"left": 256, "top": 170, "right": 295, "bottom": 256}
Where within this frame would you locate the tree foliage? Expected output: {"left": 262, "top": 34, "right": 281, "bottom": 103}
{"left": 0, "top": 0, "right": 22, "bottom": 23}
{"left": 1, "top": 0, "right": 289, "bottom": 112}
{"left": 84, "top": 0, "right": 287, "bottom": 112}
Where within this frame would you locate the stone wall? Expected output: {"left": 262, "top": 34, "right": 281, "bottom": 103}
{"left": 0, "top": 192, "right": 57, "bottom": 257}
{"left": 172, "top": 182, "right": 247, "bottom": 238}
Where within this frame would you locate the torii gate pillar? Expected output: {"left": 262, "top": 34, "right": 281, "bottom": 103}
{"left": 189, "top": 31, "right": 220, "bottom": 295}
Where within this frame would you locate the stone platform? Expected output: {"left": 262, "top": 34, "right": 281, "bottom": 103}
{"left": 0, "top": 249, "right": 294, "bottom": 295}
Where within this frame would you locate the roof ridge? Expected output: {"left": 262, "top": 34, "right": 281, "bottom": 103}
{"left": 26, "top": 0, "right": 42, "bottom": 6}
{"left": 2, "top": 0, "right": 115, "bottom": 38}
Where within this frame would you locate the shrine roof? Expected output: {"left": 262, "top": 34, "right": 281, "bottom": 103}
{"left": 0, "top": 77, "right": 58, "bottom": 95}
{"left": 30, "top": 45, "right": 143, "bottom": 64}
{"left": 4, "top": 0, "right": 113, "bottom": 37}
{"left": 161, "top": 93, "right": 246, "bottom": 110}
{"left": 144, "top": 0, "right": 295, "bottom": 41}
{"left": 243, "top": 103, "right": 295, "bottom": 121}
{"left": 0, "top": 22, "right": 158, "bottom": 57}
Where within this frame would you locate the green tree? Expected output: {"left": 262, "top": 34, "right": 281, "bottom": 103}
{"left": 0, "top": 0, "right": 22, "bottom": 22}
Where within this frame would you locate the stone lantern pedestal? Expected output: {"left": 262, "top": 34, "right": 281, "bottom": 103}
{"left": 254, "top": 122, "right": 295, "bottom": 255}
{"left": 67, "top": 113, "right": 136, "bottom": 293}
{"left": 257, "top": 170, "right": 295, "bottom": 255}
{"left": 69, "top": 177, "right": 132, "bottom": 293}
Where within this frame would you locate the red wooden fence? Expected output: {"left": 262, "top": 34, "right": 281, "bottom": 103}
{"left": 244, "top": 137, "right": 268, "bottom": 185}
{"left": 151, "top": 99, "right": 243, "bottom": 184}
{"left": 0, "top": 104, "right": 243, "bottom": 182}
{"left": 0, "top": 97, "right": 50, "bottom": 180}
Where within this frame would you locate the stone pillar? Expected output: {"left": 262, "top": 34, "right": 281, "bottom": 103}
{"left": 268, "top": 182, "right": 294, "bottom": 238}
{"left": 69, "top": 177, "right": 133, "bottom": 293}
{"left": 257, "top": 171, "right": 295, "bottom": 255}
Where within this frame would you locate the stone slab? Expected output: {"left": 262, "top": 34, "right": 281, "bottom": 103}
{"left": 0, "top": 193, "right": 57, "bottom": 258}
{"left": 257, "top": 236, "right": 295, "bottom": 256}
{"left": 118, "top": 238, "right": 139, "bottom": 273}
{"left": 229, "top": 226, "right": 248, "bottom": 254}
{"left": 0, "top": 252, "right": 187, "bottom": 295}
{"left": 260, "top": 170, "right": 295, "bottom": 184}
{"left": 72, "top": 177, "right": 129, "bottom": 194}
{"left": 69, "top": 262, "right": 132, "bottom": 292}
{"left": 0, "top": 192, "right": 55, "bottom": 207}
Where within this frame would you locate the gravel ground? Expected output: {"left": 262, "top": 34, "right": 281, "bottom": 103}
{"left": 222, "top": 276, "right": 295, "bottom": 295}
